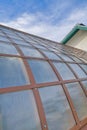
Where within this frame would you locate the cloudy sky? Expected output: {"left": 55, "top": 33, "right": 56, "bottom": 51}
{"left": 0, "top": 0, "right": 87, "bottom": 42}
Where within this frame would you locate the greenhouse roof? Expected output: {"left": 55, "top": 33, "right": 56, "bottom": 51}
{"left": 0, "top": 24, "right": 87, "bottom": 130}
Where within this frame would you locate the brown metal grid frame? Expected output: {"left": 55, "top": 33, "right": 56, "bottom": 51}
{"left": 0, "top": 23, "right": 87, "bottom": 61}
{"left": 0, "top": 25, "right": 87, "bottom": 130}
{"left": 0, "top": 28, "right": 86, "bottom": 65}
{"left": 0, "top": 29, "right": 49, "bottom": 130}
{"left": 0, "top": 25, "right": 86, "bottom": 63}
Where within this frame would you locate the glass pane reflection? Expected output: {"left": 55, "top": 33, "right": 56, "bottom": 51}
{"left": 69, "top": 64, "right": 87, "bottom": 78}
{"left": 66, "top": 82, "right": 87, "bottom": 120}
{"left": 20, "top": 46, "right": 44, "bottom": 58}
{"left": 0, "top": 43, "right": 19, "bottom": 55}
{"left": 0, "top": 57, "right": 29, "bottom": 88}
{"left": 12, "top": 38, "right": 29, "bottom": 46}
{"left": 0, "top": 90, "right": 41, "bottom": 130}
{"left": 70, "top": 56, "right": 82, "bottom": 63}
{"left": 0, "top": 36, "right": 10, "bottom": 42}
{"left": 80, "top": 64, "right": 87, "bottom": 73}
{"left": 58, "top": 53, "right": 73, "bottom": 62}
{"left": 39, "top": 85, "right": 75, "bottom": 130}
{"left": 82, "top": 81, "right": 87, "bottom": 90}
{"left": 42, "top": 50, "right": 61, "bottom": 60}
{"left": 28, "top": 60, "right": 58, "bottom": 83}
{"left": 53, "top": 62, "right": 75, "bottom": 80}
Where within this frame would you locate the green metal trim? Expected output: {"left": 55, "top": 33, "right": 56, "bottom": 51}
{"left": 61, "top": 24, "right": 87, "bottom": 44}
{"left": 77, "top": 25, "right": 87, "bottom": 30}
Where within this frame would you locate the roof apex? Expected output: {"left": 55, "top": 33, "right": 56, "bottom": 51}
{"left": 61, "top": 23, "right": 87, "bottom": 44}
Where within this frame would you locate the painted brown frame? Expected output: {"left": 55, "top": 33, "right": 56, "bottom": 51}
{"left": 0, "top": 25, "right": 87, "bottom": 130}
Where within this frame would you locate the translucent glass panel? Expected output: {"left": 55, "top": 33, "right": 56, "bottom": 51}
{"left": 22, "top": 37, "right": 33, "bottom": 43}
{"left": 41, "top": 43, "right": 48, "bottom": 47}
{"left": 0, "top": 43, "right": 19, "bottom": 55}
{"left": 69, "top": 64, "right": 87, "bottom": 78}
{"left": 12, "top": 38, "right": 29, "bottom": 46}
{"left": 82, "top": 81, "right": 87, "bottom": 90}
{"left": 39, "top": 85, "right": 75, "bottom": 130}
{"left": 0, "top": 36, "right": 10, "bottom": 42}
{"left": 70, "top": 56, "right": 82, "bottom": 63}
{"left": 19, "top": 46, "right": 44, "bottom": 58}
{"left": 42, "top": 50, "right": 61, "bottom": 60}
{"left": 66, "top": 82, "right": 87, "bottom": 120}
{"left": 49, "top": 48, "right": 58, "bottom": 53}
{"left": 17, "top": 33, "right": 35, "bottom": 43}
{"left": 0, "top": 57, "right": 29, "bottom": 88}
{"left": 0, "top": 90, "right": 41, "bottom": 130}
{"left": 34, "top": 44, "right": 47, "bottom": 50}
{"left": 1, "top": 29, "right": 21, "bottom": 40}
{"left": 6, "top": 32, "right": 22, "bottom": 40}
{"left": 58, "top": 53, "right": 73, "bottom": 62}
{"left": 28, "top": 60, "right": 58, "bottom": 83}
{"left": 53, "top": 62, "right": 75, "bottom": 80}
{"left": 1, "top": 27, "right": 14, "bottom": 34}
{"left": 80, "top": 64, "right": 87, "bottom": 73}
{"left": 0, "top": 30, "right": 5, "bottom": 36}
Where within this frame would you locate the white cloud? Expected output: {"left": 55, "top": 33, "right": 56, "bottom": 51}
{"left": 0, "top": 7, "right": 87, "bottom": 42}
{"left": 67, "top": 8, "right": 87, "bottom": 24}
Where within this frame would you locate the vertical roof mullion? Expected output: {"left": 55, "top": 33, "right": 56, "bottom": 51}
{"left": 66, "top": 63, "right": 87, "bottom": 97}
{"left": 0, "top": 29, "right": 48, "bottom": 130}
{"left": 36, "top": 48, "right": 80, "bottom": 127}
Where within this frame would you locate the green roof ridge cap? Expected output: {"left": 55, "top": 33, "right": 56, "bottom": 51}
{"left": 61, "top": 24, "right": 87, "bottom": 44}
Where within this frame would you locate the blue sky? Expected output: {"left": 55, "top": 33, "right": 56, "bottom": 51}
{"left": 0, "top": 0, "right": 87, "bottom": 41}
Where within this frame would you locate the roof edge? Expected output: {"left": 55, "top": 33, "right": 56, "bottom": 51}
{"left": 61, "top": 24, "right": 87, "bottom": 44}
{"left": 0, "top": 24, "right": 60, "bottom": 45}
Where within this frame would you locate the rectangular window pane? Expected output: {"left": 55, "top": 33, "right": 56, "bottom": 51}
{"left": 66, "top": 82, "right": 87, "bottom": 120}
{"left": 0, "top": 43, "right": 19, "bottom": 55}
{"left": 12, "top": 38, "right": 30, "bottom": 46}
{"left": 42, "top": 50, "right": 61, "bottom": 60}
{"left": 39, "top": 85, "right": 75, "bottom": 130}
{"left": 1, "top": 28, "right": 14, "bottom": 34}
{"left": 34, "top": 44, "right": 47, "bottom": 50}
{"left": 53, "top": 62, "right": 75, "bottom": 80}
{"left": 0, "top": 30, "right": 5, "bottom": 36}
{"left": 2, "top": 29, "right": 21, "bottom": 41}
{"left": 0, "top": 36, "right": 10, "bottom": 42}
{"left": 49, "top": 47, "right": 58, "bottom": 52}
{"left": 58, "top": 53, "right": 73, "bottom": 62}
{"left": 0, "top": 57, "right": 30, "bottom": 88}
{"left": 82, "top": 81, "right": 87, "bottom": 90}
{"left": 70, "top": 56, "right": 82, "bottom": 63}
{"left": 6, "top": 32, "right": 22, "bottom": 40}
{"left": 28, "top": 60, "right": 58, "bottom": 83}
{"left": 16, "top": 33, "right": 35, "bottom": 43}
{"left": 80, "top": 64, "right": 87, "bottom": 73}
{"left": 20, "top": 46, "right": 44, "bottom": 58}
{"left": 0, "top": 90, "right": 41, "bottom": 130}
{"left": 69, "top": 64, "right": 87, "bottom": 78}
